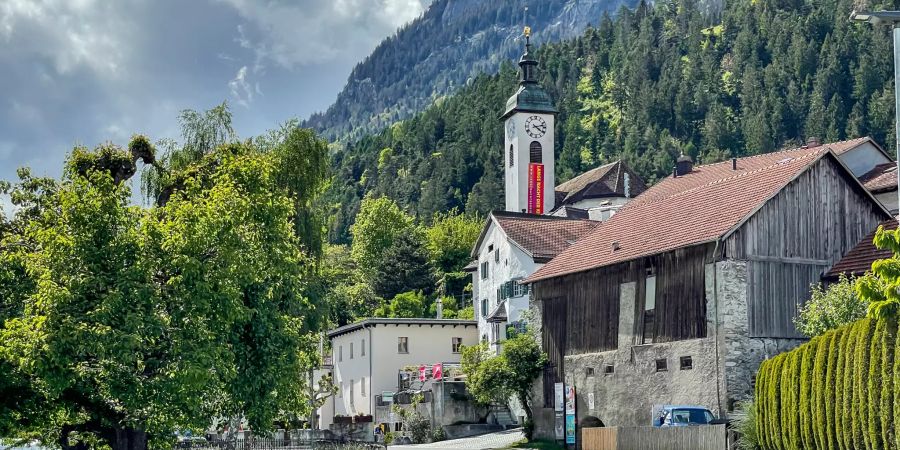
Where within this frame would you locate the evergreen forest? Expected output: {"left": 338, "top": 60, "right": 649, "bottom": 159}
{"left": 324, "top": 0, "right": 900, "bottom": 244}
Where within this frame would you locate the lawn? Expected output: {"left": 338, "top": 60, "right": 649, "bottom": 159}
{"left": 503, "top": 438, "right": 565, "bottom": 450}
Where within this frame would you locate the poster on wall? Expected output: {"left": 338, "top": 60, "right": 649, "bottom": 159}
{"left": 564, "top": 385, "right": 576, "bottom": 445}
{"left": 554, "top": 383, "right": 564, "bottom": 412}
{"left": 554, "top": 382, "right": 565, "bottom": 441}
{"left": 588, "top": 392, "right": 595, "bottom": 411}
{"left": 527, "top": 163, "right": 544, "bottom": 214}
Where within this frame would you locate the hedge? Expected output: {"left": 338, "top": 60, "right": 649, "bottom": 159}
{"left": 756, "top": 318, "right": 900, "bottom": 450}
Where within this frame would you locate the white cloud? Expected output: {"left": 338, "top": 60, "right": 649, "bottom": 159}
{"left": 0, "top": 0, "right": 129, "bottom": 78}
{"left": 229, "top": 65, "right": 254, "bottom": 106}
{"left": 220, "top": 0, "right": 429, "bottom": 69}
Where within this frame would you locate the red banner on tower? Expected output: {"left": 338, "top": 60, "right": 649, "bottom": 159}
{"left": 528, "top": 163, "right": 544, "bottom": 214}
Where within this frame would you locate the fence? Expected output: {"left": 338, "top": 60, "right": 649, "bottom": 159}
{"left": 174, "top": 438, "right": 383, "bottom": 450}
{"left": 583, "top": 425, "right": 727, "bottom": 450}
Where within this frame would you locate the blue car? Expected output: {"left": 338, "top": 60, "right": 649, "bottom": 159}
{"left": 652, "top": 405, "right": 716, "bottom": 427}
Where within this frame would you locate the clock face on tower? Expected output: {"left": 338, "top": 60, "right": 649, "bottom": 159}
{"left": 525, "top": 115, "right": 547, "bottom": 138}
{"left": 505, "top": 118, "right": 516, "bottom": 140}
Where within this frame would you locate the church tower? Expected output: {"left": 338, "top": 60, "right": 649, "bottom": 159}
{"left": 500, "top": 26, "right": 557, "bottom": 214}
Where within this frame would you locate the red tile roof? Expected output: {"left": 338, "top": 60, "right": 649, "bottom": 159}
{"left": 824, "top": 218, "right": 898, "bottom": 278}
{"left": 526, "top": 138, "right": 877, "bottom": 283}
{"left": 859, "top": 162, "right": 898, "bottom": 193}
{"left": 481, "top": 211, "right": 600, "bottom": 261}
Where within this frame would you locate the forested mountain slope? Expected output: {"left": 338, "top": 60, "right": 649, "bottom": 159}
{"left": 302, "top": 0, "right": 638, "bottom": 141}
{"left": 325, "top": 0, "right": 899, "bottom": 243}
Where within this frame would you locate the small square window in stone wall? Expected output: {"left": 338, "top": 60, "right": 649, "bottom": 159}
{"left": 680, "top": 356, "right": 693, "bottom": 370}
{"left": 586, "top": 367, "right": 594, "bottom": 376}
{"left": 655, "top": 358, "right": 668, "bottom": 372}
{"left": 603, "top": 364, "right": 614, "bottom": 375}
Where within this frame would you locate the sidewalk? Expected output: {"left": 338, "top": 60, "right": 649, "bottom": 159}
{"left": 390, "top": 428, "right": 525, "bottom": 450}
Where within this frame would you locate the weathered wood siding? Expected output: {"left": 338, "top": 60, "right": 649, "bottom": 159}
{"left": 534, "top": 243, "right": 715, "bottom": 395}
{"left": 726, "top": 155, "right": 888, "bottom": 337}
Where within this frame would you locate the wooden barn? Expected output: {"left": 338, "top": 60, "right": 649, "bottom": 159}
{"left": 523, "top": 138, "right": 891, "bottom": 436}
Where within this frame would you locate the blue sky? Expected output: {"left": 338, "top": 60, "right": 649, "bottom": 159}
{"left": 0, "top": 0, "right": 429, "bottom": 210}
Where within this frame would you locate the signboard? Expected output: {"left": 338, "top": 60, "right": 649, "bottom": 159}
{"left": 588, "top": 392, "right": 595, "bottom": 411}
{"left": 554, "top": 412, "right": 565, "bottom": 441}
{"left": 565, "top": 415, "right": 576, "bottom": 445}
{"left": 527, "top": 163, "right": 545, "bottom": 214}
{"left": 432, "top": 363, "right": 443, "bottom": 380}
{"left": 382, "top": 391, "right": 394, "bottom": 403}
{"left": 554, "top": 382, "right": 564, "bottom": 412}
{"left": 419, "top": 365, "right": 427, "bottom": 382}
{"left": 565, "top": 385, "right": 576, "bottom": 445}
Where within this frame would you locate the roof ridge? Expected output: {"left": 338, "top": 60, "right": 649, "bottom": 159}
{"left": 628, "top": 148, "right": 826, "bottom": 210}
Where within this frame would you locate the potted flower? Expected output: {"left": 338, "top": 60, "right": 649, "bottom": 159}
{"left": 354, "top": 414, "right": 373, "bottom": 423}
{"left": 334, "top": 415, "right": 352, "bottom": 425}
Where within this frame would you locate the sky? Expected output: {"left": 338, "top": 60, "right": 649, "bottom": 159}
{"left": 0, "top": 0, "right": 430, "bottom": 210}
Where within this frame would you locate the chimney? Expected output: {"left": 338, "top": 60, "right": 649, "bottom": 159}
{"left": 732, "top": 157, "right": 737, "bottom": 171}
{"left": 676, "top": 154, "right": 693, "bottom": 176}
{"left": 672, "top": 166, "right": 678, "bottom": 178}
{"left": 436, "top": 297, "right": 443, "bottom": 319}
{"left": 806, "top": 136, "right": 821, "bottom": 148}
{"left": 624, "top": 172, "right": 631, "bottom": 198}
{"left": 612, "top": 241, "right": 620, "bottom": 251}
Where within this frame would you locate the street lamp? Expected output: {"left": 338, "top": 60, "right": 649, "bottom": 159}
{"left": 851, "top": 10, "right": 900, "bottom": 215}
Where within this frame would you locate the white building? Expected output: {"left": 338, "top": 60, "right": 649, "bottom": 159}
{"left": 468, "top": 212, "right": 598, "bottom": 353}
{"left": 320, "top": 318, "right": 477, "bottom": 429}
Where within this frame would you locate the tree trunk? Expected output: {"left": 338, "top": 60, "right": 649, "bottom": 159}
{"left": 518, "top": 391, "right": 534, "bottom": 440}
{"left": 109, "top": 427, "right": 148, "bottom": 450}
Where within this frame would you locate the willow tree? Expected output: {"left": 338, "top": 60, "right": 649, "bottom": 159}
{"left": 0, "top": 130, "right": 329, "bottom": 449}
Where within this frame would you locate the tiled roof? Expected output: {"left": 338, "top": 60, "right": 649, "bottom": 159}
{"left": 554, "top": 160, "right": 648, "bottom": 205}
{"left": 859, "top": 162, "right": 898, "bottom": 193}
{"left": 827, "top": 136, "right": 875, "bottom": 155}
{"left": 526, "top": 138, "right": 876, "bottom": 283}
{"left": 825, "top": 219, "right": 898, "bottom": 278}
{"left": 487, "top": 211, "right": 600, "bottom": 261}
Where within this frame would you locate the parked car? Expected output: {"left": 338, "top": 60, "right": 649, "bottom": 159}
{"left": 652, "top": 405, "right": 716, "bottom": 427}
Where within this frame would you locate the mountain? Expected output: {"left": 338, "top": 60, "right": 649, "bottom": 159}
{"left": 322, "top": 0, "right": 898, "bottom": 244}
{"left": 302, "top": 0, "right": 638, "bottom": 142}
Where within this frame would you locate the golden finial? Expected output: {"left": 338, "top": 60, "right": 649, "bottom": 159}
{"left": 524, "top": 26, "right": 531, "bottom": 38}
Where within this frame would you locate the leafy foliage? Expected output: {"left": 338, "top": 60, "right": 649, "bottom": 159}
{"left": 0, "top": 125, "right": 330, "bottom": 448}
{"left": 795, "top": 275, "right": 868, "bottom": 337}
{"left": 424, "top": 209, "right": 483, "bottom": 275}
{"left": 374, "top": 291, "right": 428, "bottom": 319}
{"left": 349, "top": 195, "right": 414, "bottom": 276}
{"left": 461, "top": 332, "right": 547, "bottom": 440}
{"left": 373, "top": 230, "right": 436, "bottom": 300}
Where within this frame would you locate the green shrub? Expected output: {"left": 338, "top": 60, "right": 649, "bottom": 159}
{"left": 755, "top": 317, "right": 900, "bottom": 450}
{"left": 734, "top": 401, "right": 760, "bottom": 450}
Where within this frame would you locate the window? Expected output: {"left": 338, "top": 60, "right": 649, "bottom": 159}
{"left": 361, "top": 377, "right": 366, "bottom": 396}
{"left": 604, "top": 364, "right": 615, "bottom": 375}
{"left": 509, "top": 145, "right": 514, "bottom": 167}
{"left": 655, "top": 358, "right": 668, "bottom": 372}
{"left": 481, "top": 299, "right": 488, "bottom": 317}
{"left": 339, "top": 345, "right": 343, "bottom": 362}
{"left": 398, "top": 337, "right": 409, "bottom": 354}
{"left": 586, "top": 367, "right": 595, "bottom": 376}
{"left": 494, "top": 248, "right": 500, "bottom": 262}
{"left": 452, "top": 337, "right": 463, "bottom": 353}
{"left": 337, "top": 380, "right": 343, "bottom": 397}
{"left": 643, "top": 268, "right": 657, "bottom": 344}
{"left": 680, "top": 356, "right": 693, "bottom": 370}
{"left": 350, "top": 342, "right": 354, "bottom": 359}
{"left": 480, "top": 261, "right": 489, "bottom": 280}
{"left": 350, "top": 379, "right": 354, "bottom": 406}
{"left": 529, "top": 141, "right": 542, "bottom": 163}
{"left": 361, "top": 339, "right": 366, "bottom": 357}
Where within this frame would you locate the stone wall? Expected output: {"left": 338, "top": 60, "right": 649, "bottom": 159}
{"left": 716, "top": 260, "right": 806, "bottom": 408}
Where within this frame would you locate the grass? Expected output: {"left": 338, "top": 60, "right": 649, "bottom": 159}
{"left": 502, "top": 438, "right": 565, "bottom": 450}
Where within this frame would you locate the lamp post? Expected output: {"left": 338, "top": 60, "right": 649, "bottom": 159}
{"left": 851, "top": 10, "right": 900, "bottom": 215}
